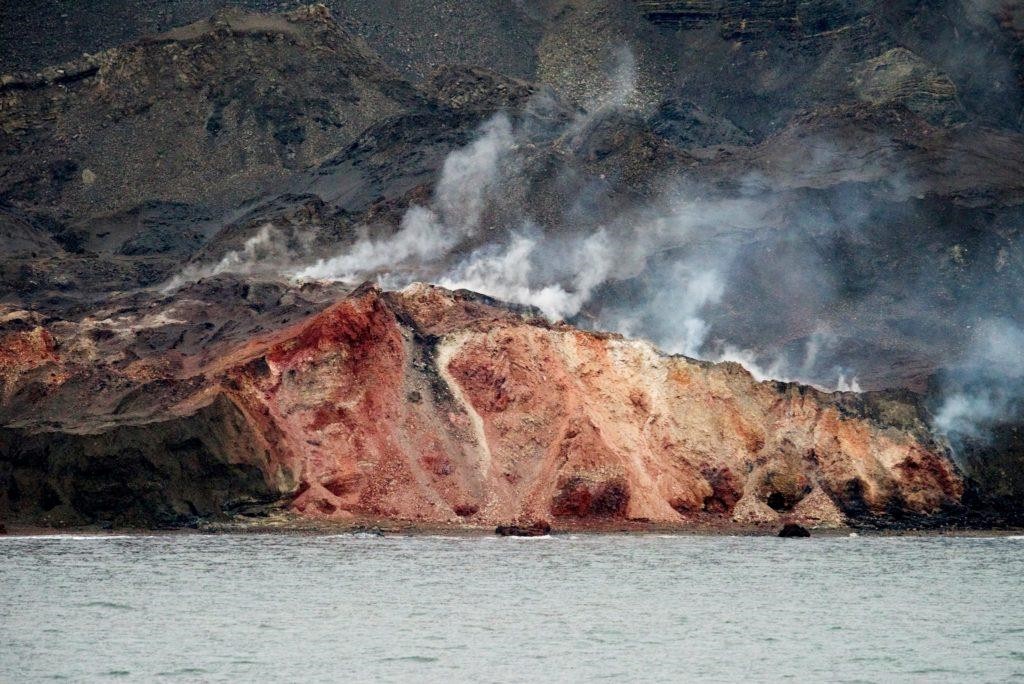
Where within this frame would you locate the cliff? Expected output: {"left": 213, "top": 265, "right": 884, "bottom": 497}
{"left": 1, "top": 3, "right": 1023, "bottom": 530}
{"left": 0, "top": 282, "right": 966, "bottom": 530}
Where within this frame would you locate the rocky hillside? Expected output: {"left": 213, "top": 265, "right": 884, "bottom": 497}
{"left": 1, "top": 1, "right": 1023, "bottom": 528}
{"left": 1, "top": 5, "right": 422, "bottom": 220}
{"left": 0, "top": 283, "right": 966, "bottom": 529}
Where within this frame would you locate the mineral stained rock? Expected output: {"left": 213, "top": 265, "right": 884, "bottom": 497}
{"left": 0, "top": 283, "right": 964, "bottom": 529}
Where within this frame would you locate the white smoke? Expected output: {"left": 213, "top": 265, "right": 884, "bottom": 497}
{"left": 707, "top": 328, "right": 862, "bottom": 392}
{"left": 294, "top": 114, "right": 516, "bottom": 281}
{"left": 189, "top": 43, "right": 872, "bottom": 393}
{"left": 437, "top": 228, "right": 614, "bottom": 319}
{"left": 712, "top": 345, "right": 788, "bottom": 382}
{"left": 654, "top": 266, "right": 725, "bottom": 357}
{"left": 161, "top": 224, "right": 289, "bottom": 293}
{"left": 836, "top": 374, "right": 863, "bottom": 393}
{"left": 282, "top": 47, "right": 868, "bottom": 392}
{"left": 292, "top": 47, "right": 651, "bottom": 320}
{"left": 588, "top": 44, "right": 638, "bottom": 113}
{"left": 601, "top": 260, "right": 725, "bottom": 357}
{"left": 934, "top": 319, "right": 1024, "bottom": 438}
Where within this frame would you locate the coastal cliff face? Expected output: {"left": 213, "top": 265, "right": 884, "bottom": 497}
{"left": 0, "top": 283, "right": 963, "bottom": 529}
{"left": 1, "top": 2, "right": 1022, "bottom": 529}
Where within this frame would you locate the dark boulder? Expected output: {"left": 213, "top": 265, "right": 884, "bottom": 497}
{"left": 778, "top": 523, "right": 811, "bottom": 538}
{"left": 495, "top": 520, "right": 551, "bottom": 537}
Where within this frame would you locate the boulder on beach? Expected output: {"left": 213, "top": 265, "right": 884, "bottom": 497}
{"left": 778, "top": 523, "right": 811, "bottom": 538}
{"left": 495, "top": 521, "right": 552, "bottom": 537}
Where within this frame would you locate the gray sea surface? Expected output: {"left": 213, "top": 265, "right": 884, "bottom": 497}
{"left": 1, "top": 533, "right": 1023, "bottom": 682}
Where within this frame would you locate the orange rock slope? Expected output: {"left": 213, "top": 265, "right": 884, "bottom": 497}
{"left": 0, "top": 283, "right": 964, "bottom": 529}
{"left": 223, "top": 283, "right": 961, "bottom": 528}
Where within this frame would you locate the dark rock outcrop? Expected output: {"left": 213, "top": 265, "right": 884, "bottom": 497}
{"left": 1, "top": 5, "right": 423, "bottom": 221}
{"left": 0, "top": 395, "right": 284, "bottom": 527}
{"left": 778, "top": 523, "right": 811, "bottom": 538}
{"left": 496, "top": 521, "right": 553, "bottom": 537}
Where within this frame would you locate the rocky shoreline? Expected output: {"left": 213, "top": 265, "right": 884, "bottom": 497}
{"left": 3, "top": 516, "right": 1022, "bottom": 538}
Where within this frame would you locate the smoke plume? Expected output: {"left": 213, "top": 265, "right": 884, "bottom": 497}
{"left": 162, "top": 40, "right": 1020, "bottom": 406}
{"left": 294, "top": 114, "right": 516, "bottom": 281}
{"left": 934, "top": 319, "right": 1024, "bottom": 441}
{"left": 283, "top": 46, "right": 878, "bottom": 391}
{"left": 161, "top": 225, "right": 292, "bottom": 293}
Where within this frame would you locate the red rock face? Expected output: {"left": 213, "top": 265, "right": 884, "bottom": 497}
{"left": 212, "top": 284, "right": 963, "bottom": 527}
{"left": 219, "top": 289, "right": 492, "bottom": 523}
{"left": 0, "top": 324, "right": 59, "bottom": 400}
{"left": 0, "top": 284, "right": 964, "bottom": 529}
{"left": 426, "top": 305, "right": 962, "bottom": 527}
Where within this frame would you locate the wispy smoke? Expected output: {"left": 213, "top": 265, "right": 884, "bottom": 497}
{"left": 280, "top": 45, "right": 874, "bottom": 391}
{"left": 588, "top": 44, "right": 638, "bottom": 113}
{"left": 168, "top": 43, "right": 976, "bottom": 396}
{"left": 142, "top": 10, "right": 1024, "bottom": 483}
{"left": 438, "top": 228, "right": 613, "bottom": 319}
{"left": 710, "top": 331, "right": 863, "bottom": 392}
{"left": 934, "top": 319, "right": 1024, "bottom": 440}
{"left": 603, "top": 260, "right": 725, "bottom": 357}
{"left": 161, "top": 224, "right": 293, "bottom": 293}
{"left": 294, "top": 114, "right": 516, "bottom": 281}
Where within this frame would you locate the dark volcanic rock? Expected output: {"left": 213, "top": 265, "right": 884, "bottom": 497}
{"left": 778, "top": 523, "right": 811, "bottom": 538}
{"left": 0, "top": 395, "right": 284, "bottom": 528}
{"left": 648, "top": 98, "right": 752, "bottom": 148}
{"left": 495, "top": 521, "right": 553, "bottom": 537}
{"left": 0, "top": 5, "right": 424, "bottom": 221}
{"left": 426, "top": 65, "right": 543, "bottom": 114}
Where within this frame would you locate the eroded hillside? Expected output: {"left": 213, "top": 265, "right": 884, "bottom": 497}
{"left": 0, "top": 283, "right": 968, "bottom": 530}
{"left": 1, "top": 2, "right": 1023, "bottom": 529}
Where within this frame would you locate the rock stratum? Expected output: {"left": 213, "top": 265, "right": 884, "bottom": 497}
{"left": 0, "top": 283, "right": 968, "bottom": 530}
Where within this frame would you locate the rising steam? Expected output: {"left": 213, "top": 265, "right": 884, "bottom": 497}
{"left": 169, "top": 44, "right": 1024, "bottom": 401}
{"left": 287, "top": 46, "right": 865, "bottom": 391}
{"left": 161, "top": 225, "right": 289, "bottom": 293}
{"left": 295, "top": 114, "right": 516, "bottom": 281}
{"left": 934, "top": 319, "right": 1024, "bottom": 441}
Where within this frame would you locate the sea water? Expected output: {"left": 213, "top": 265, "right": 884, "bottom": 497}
{"left": 1, "top": 533, "right": 1022, "bottom": 682}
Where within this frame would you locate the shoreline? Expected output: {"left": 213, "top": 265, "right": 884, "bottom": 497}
{"left": 3, "top": 515, "right": 1022, "bottom": 538}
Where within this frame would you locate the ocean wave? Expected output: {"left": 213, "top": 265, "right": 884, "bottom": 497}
{"left": 507, "top": 534, "right": 553, "bottom": 540}
{"left": 0, "top": 534, "right": 134, "bottom": 541}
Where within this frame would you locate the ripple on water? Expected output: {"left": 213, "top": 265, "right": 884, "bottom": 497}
{"left": 0, "top": 535, "right": 134, "bottom": 541}
{"left": 379, "top": 656, "right": 439, "bottom": 663}
{"left": 0, "top": 534, "right": 1021, "bottom": 682}
{"left": 78, "top": 601, "right": 133, "bottom": 610}
{"left": 156, "top": 668, "right": 208, "bottom": 676}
